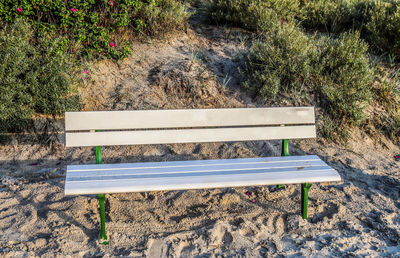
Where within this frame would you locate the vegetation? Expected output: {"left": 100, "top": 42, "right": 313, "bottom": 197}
{"left": 207, "top": 0, "right": 293, "bottom": 32}
{"left": 301, "top": 0, "right": 400, "bottom": 57}
{"left": 208, "top": 0, "right": 400, "bottom": 142}
{"left": 209, "top": 0, "right": 400, "bottom": 57}
{"left": 0, "top": 19, "right": 80, "bottom": 135}
{"left": 241, "top": 23, "right": 315, "bottom": 99}
{"left": 0, "top": 0, "right": 189, "bottom": 60}
{"left": 369, "top": 67, "right": 400, "bottom": 142}
{"left": 0, "top": 0, "right": 189, "bottom": 140}
{"left": 1, "top": 0, "right": 399, "bottom": 144}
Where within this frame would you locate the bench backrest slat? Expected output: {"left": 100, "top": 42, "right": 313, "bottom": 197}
{"left": 65, "top": 107, "right": 316, "bottom": 147}
{"left": 65, "top": 107, "right": 315, "bottom": 131}
{"left": 66, "top": 125, "right": 316, "bottom": 147}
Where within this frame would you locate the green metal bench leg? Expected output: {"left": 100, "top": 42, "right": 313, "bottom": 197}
{"left": 95, "top": 144, "right": 108, "bottom": 244}
{"left": 97, "top": 193, "right": 108, "bottom": 244}
{"left": 277, "top": 139, "right": 290, "bottom": 189}
{"left": 301, "top": 183, "right": 312, "bottom": 219}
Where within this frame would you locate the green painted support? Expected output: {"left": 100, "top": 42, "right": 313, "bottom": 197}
{"left": 277, "top": 139, "right": 290, "bottom": 189}
{"left": 95, "top": 144, "right": 108, "bottom": 244}
{"left": 96, "top": 146, "right": 102, "bottom": 164}
{"left": 301, "top": 183, "right": 312, "bottom": 219}
{"left": 281, "top": 139, "right": 289, "bottom": 157}
{"left": 97, "top": 193, "right": 108, "bottom": 244}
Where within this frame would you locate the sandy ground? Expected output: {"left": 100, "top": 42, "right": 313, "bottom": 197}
{"left": 1, "top": 132, "right": 400, "bottom": 257}
{"left": 1, "top": 8, "right": 400, "bottom": 257}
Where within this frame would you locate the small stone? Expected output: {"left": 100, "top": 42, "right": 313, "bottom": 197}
{"left": 143, "top": 148, "right": 165, "bottom": 157}
{"left": 34, "top": 238, "right": 47, "bottom": 248}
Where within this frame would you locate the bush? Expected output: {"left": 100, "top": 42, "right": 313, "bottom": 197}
{"left": 300, "top": 0, "right": 400, "bottom": 58}
{"left": 0, "top": 0, "right": 189, "bottom": 60}
{"left": 209, "top": 0, "right": 400, "bottom": 58}
{"left": 364, "top": 1, "right": 400, "bottom": 56}
{"left": 317, "top": 32, "right": 373, "bottom": 127}
{"left": 241, "top": 28, "right": 373, "bottom": 140}
{"left": 207, "top": 0, "right": 295, "bottom": 33}
{"left": 241, "top": 23, "right": 317, "bottom": 99}
{"left": 369, "top": 67, "right": 400, "bottom": 141}
{"left": 142, "top": 0, "right": 189, "bottom": 34}
{"left": 300, "top": 0, "right": 362, "bottom": 33}
{"left": 0, "top": 19, "right": 80, "bottom": 134}
{"left": 208, "top": 0, "right": 398, "bottom": 142}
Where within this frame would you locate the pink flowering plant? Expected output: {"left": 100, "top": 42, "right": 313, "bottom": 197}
{"left": 0, "top": 0, "right": 188, "bottom": 60}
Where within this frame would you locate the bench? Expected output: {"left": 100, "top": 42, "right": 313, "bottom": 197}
{"left": 64, "top": 107, "right": 341, "bottom": 244}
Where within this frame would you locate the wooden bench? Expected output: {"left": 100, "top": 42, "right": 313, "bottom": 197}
{"left": 64, "top": 107, "right": 341, "bottom": 244}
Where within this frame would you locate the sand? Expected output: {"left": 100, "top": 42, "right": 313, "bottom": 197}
{"left": 1, "top": 136, "right": 399, "bottom": 256}
{"left": 1, "top": 13, "right": 400, "bottom": 257}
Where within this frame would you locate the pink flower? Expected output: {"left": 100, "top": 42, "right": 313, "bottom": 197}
{"left": 251, "top": 200, "right": 255, "bottom": 203}
{"left": 109, "top": 42, "right": 115, "bottom": 47}
{"left": 109, "top": 1, "right": 114, "bottom": 6}
{"left": 84, "top": 69, "right": 89, "bottom": 74}
{"left": 71, "top": 8, "right": 76, "bottom": 13}
{"left": 245, "top": 191, "right": 251, "bottom": 196}
{"left": 16, "top": 7, "right": 22, "bottom": 13}
{"left": 81, "top": 77, "right": 86, "bottom": 80}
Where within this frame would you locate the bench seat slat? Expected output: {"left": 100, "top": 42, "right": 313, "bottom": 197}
{"left": 67, "top": 160, "right": 327, "bottom": 179}
{"left": 65, "top": 107, "right": 315, "bottom": 131}
{"left": 67, "top": 166, "right": 333, "bottom": 182}
{"left": 65, "top": 155, "right": 341, "bottom": 195}
{"left": 65, "top": 170, "right": 340, "bottom": 195}
{"left": 67, "top": 155, "right": 322, "bottom": 171}
{"left": 66, "top": 125, "right": 316, "bottom": 147}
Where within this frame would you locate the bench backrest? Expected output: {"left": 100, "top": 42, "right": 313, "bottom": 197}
{"left": 65, "top": 107, "right": 316, "bottom": 147}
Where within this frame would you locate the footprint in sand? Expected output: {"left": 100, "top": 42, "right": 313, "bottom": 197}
{"left": 146, "top": 238, "right": 170, "bottom": 257}
{"left": 209, "top": 222, "right": 233, "bottom": 248}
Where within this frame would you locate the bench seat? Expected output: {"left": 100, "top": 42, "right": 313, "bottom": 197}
{"left": 65, "top": 155, "right": 340, "bottom": 195}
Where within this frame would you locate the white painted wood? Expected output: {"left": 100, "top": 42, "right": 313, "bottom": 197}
{"left": 64, "top": 155, "right": 341, "bottom": 195}
{"left": 65, "top": 157, "right": 341, "bottom": 195}
{"left": 65, "top": 107, "right": 315, "bottom": 131}
{"left": 65, "top": 171, "right": 340, "bottom": 195}
{"left": 66, "top": 160, "right": 327, "bottom": 178}
{"left": 63, "top": 108, "right": 343, "bottom": 196}
{"left": 67, "top": 155, "right": 322, "bottom": 171}
{"left": 66, "top": 125, "right": 316, "bottom": 147}
{"left": 68, "top": 166, "right": 333, "bottom": 182}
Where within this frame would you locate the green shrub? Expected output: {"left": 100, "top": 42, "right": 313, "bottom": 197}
{"left": 300, "top": 0, "right": 363, "bottom": 33}
{"left": 242, "top": 28, "right": 373, "bottom": 140}
{"left": 0, "top": 0, "right": 189, "bottom": 60}
{"left": 0, "top": 19, "right": 80, "bottom": 134}
{"left": 317, "top": 32, "right": 373, "bottom": 127}
{"left": 300, "top": 0, "right": 400, "bottom": 57}
{"left": 209, "top": 0, "right": 400, "bottom": 58}
{"left": 207, "top": 0, "right": 398, "bottom": 142}
{"left": 364, "top": 1, "right": 400, "bottom": 56}
{"left": 241, "top": 23, "right": 317, "bottom": 99}
{"left": 141, "top": 0, "right": 189, "bottom": 35}
{"left": 207, "top": 0, "right": 296, "bottom": 32}
{"left": 370, "top": 67, "right": 400, "bottom": 141}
